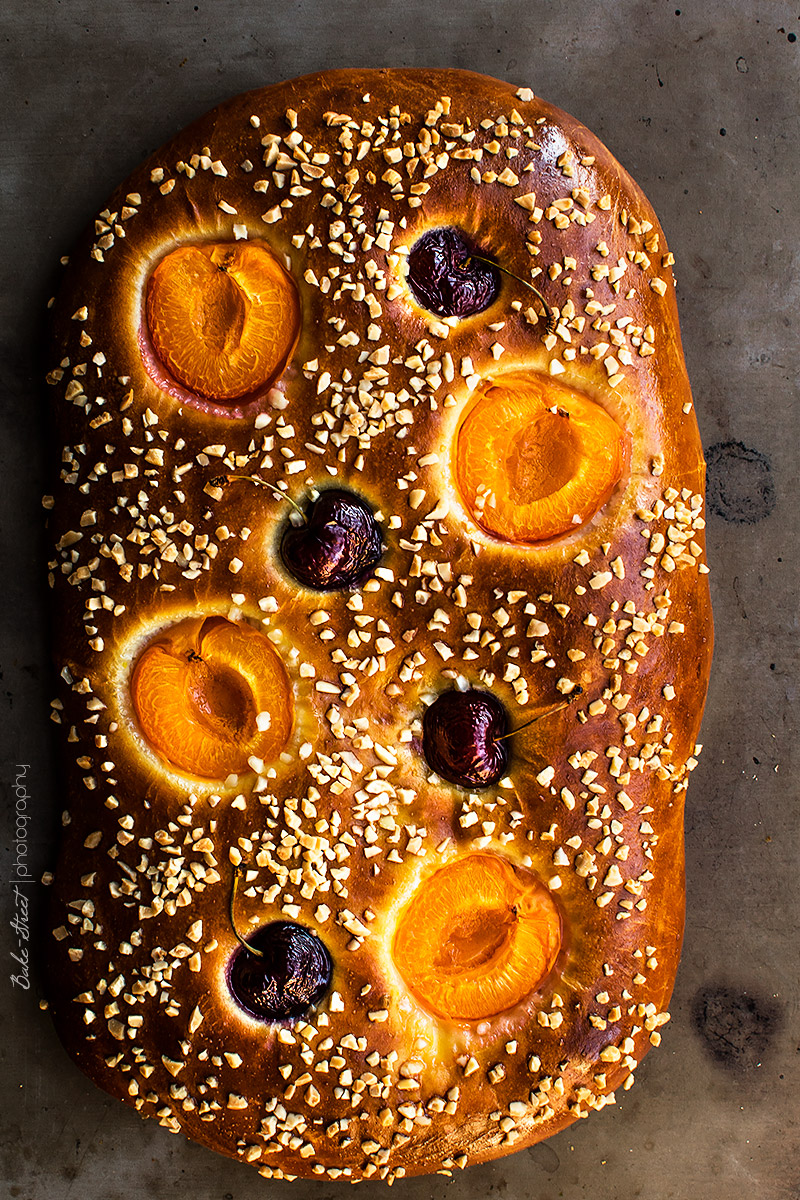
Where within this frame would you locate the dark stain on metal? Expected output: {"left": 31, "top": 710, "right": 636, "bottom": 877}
{"left": 528, "top": 1142, "right": 561, "bottom": 1173}
{"left": 732, "top": 574, "right": 747, "bottom": 620}
{"left": 692, "top": 985, "right": 782, "bottom": 1071}
{"left": 705, "top": 440, "right": 776, "bottom": 524}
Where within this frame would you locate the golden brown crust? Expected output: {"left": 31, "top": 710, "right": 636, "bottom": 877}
{"left": 43, "top": 68, "right": 713, "bottom": 1182}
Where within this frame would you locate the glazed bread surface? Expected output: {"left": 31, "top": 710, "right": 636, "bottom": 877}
{"left": 44, "top": 68, "right": 713, "bottom": 1182}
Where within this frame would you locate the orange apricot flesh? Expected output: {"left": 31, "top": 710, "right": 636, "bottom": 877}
{"left": 455, "top": 373, "right": 629, "bottom": 542}
{"left": 145, "top": 242, "right": 300, "bottom": 401}
{"left": 392, "top": 853, "right": 561, "bottom": 1021}
{"left": 130, "top": 616, "right": 293, "bottom": 778}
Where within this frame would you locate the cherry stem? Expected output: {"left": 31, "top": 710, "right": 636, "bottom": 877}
{"left": 212, "top": 474, "right": 306, "bottom": 521}
{"left": 493, "top": 690, "right": 583, "bottom": 742}
{"left": 463, "top": 254, "right": 556, "bottom": 333}
{"left": 229, "top": 865, "right": 265, "bottom": 958}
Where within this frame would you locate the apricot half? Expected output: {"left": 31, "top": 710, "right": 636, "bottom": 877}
{"left": 455, "top": 373, "right": 629, "bottom": 542}
{"left": 130, "top": 616, "right": 293, "bottom": 778}
{"left": 392, "top": 853, "right": 561, "bottom": 1021}
{"left": 145, "top": 242, "right": 300, "bottom": 401}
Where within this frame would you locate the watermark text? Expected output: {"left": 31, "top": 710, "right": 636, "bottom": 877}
{"left": 10, "top": 764, "right": 33, "bottom": 990}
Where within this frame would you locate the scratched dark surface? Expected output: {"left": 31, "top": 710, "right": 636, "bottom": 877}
{"left": 1, "top": 1, "right": 798, "bottom": 1197}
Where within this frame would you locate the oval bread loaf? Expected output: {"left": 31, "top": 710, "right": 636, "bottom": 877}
{"left": 43, "top": 68, "right": 713, "bottom": 1183}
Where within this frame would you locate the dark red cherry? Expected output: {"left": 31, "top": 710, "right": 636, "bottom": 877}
{"left": 280, "top": 489, "right": 383, "bottom": 590}
{"left": 406, "top": 227, "right": 500, "bottom": 318}
{"left": 228, "top": 921, "right": 333, "bottom": 1021}
{"left": 422, "top": 689, "right": 509, "bottom": 788}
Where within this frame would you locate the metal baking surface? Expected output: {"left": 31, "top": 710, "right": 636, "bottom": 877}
{"left": 2, "top": 1, "right": 796, "bottom": 1196}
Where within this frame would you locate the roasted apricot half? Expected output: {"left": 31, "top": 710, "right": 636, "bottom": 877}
{"left": 130, "top": 616, "right": 293, "bottom": 778}
{"left": 455, "top": 373, "right": 629, "bottom": 543}
{"left": 392, "top": 853, "right": 561, "bottom": 1021}
{"left": 145, "top": 242, "right": 300, "bottom": 401}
